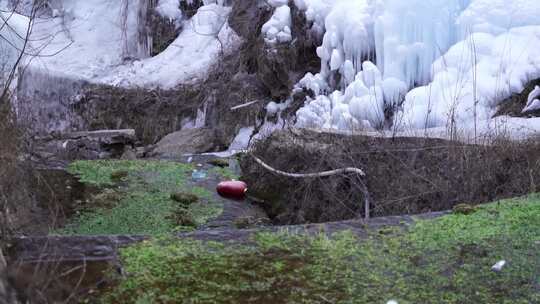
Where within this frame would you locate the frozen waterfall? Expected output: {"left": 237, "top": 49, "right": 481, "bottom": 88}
{"left": 294, "top": 0, "right": 540, "bottom": 131}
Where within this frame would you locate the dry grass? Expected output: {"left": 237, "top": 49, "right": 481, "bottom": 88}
{"left": 241, "top": 129, "right": 540, "bottom": 224}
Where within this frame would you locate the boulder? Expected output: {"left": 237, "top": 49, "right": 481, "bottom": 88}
{"left": 151, "top": 128, "right": 221, "bottom": 157}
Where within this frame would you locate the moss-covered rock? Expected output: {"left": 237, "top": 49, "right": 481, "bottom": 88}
{"left": 453, "top": 203, "right": 477, "bottom": 215}
{"left": 110, "top": 170, "right": 129, "bottom": 181}
{"left": 170, "top": 192, "right": 199, "bottom": 206}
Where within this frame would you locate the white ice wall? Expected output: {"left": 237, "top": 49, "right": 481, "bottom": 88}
{"left": 293, "top": 0, "right": 540, "bottom": 131}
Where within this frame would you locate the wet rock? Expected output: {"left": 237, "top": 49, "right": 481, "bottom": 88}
{"left": 121, "top": 147, "right": 138, "bottom": 160}
{"left": 208, "top": 158, "right": 230, "bottom": 168}
{"left": 151, "top": 128, "right": 222, "bottom": 157}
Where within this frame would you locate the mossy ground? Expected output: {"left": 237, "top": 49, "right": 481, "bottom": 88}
{"left": 99, "top": 195, "right": 540, "bottom": 303}
{"left": 58, "top": 160, "right": 223, "bottom": 235}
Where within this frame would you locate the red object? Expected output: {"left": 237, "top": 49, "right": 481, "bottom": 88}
{"left": 217, "top": 181, "right": 247, "bottom": 200}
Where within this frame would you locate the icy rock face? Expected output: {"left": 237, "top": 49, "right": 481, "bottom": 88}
{"left": 293, "top": 0, "right": 540, "bottom": 131}
{"left": 15, "top": 69, "right": 89, "bottom": 134}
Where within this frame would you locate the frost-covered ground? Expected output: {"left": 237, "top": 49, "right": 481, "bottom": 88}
{"left": 276, "top": 0, "right": 540, "bottom": 135}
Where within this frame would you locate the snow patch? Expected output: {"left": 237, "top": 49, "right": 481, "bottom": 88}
{"left": 0, "top": 11, "right": 30, "bottom": 82}
{"left": 156, "top": 0, "right": 183, "bottom": 21}
{"left": 101, "top": 3, "right": 240, "bottom": 88}
{"left": 20, "top": 0, "right": 240, "bottom": 90}
{"left": 262, "top": 5, "right": 292, "bottom": 45}
{"left": 523, "top": 86, "right": 540, "bottom": 113}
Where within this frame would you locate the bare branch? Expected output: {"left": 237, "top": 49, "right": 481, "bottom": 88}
{"left": 250, "top": 153, "right": 366, "bottom": 178}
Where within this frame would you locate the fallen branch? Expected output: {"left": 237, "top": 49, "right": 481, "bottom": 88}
{"left": 250, "top": 153, "right": 370, "bottom": 219}
{"left": 230, "top": 100, "right": 262, "bottom": 111}
{"left": 250, "top": 154, "right": 366, "bottom": 178}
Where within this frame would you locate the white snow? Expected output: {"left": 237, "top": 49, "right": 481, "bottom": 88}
{"left": 20, "top": 0, "right": 240, "bottom": 89}
{"left": 27, "top": 0, "right": 145, "bottom": 81}
{"left": 523, "top": 86, "right": 540, "bottom": 113}
{"left": 292, "top": 0, "right": 540, "bottom": 134}
{"left": 262, "top": 5, "right": 292, "bottom": 45}
{"left": 101, "top": 4, "right": 240, "bottom": 88}
{"left": 228, "top": 126, "right": 255, "bottom": 152}
{"left": 0, "top": 11, "right": 30, "bottom": 82}
{"left": 268, "top": 0, "right": 289, "bottom": 8}
{"left": 156, "top": 0, "right": 183, "bottom": 21}
{"left": 491, "top": 260, "right": 506, "bottom": 272}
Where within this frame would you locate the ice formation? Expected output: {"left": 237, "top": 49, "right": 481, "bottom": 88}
{"left": 0, "top": 10, "right": 30, "bottom": 83}
{"left": 262, "top": 4, "right": 292, "bottom": 45}
{"left": 523, "top": 86, "right": 540, "bottom": 113}
{"left": 156, "top": 0, "right": 183, "bottom": 21}
{"left": 292, "top": 0, "right": 540, "bottom": 131}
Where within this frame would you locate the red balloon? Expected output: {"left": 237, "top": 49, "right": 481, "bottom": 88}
{"left": 217, "top": 181, "right": 247, "bottom": 200}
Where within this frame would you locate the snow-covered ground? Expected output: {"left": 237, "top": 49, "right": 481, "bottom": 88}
{"left": 287, "top": 0, "right": 540, "bottom": 133}
{"left": 4, "top": 0, "right": 240, "bottom": 89}
{"left": 101, "top": 4, "right": 240, "bottom": 88}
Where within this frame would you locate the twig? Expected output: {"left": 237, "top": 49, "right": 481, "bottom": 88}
{"left": 230, "top": 100, "right": 262, "bottom": 111}
{"left": 250, "top": 153, "right": 370, "bottom": 219}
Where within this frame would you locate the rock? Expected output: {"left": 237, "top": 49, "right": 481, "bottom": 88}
{"left": 151, "top": 128, "right": 221, "bottom": 157}
{"left": 170, "top": 192, "right": 199, "bottom": 206}
{"left": 207, "top": 158, "right": 230, "bottom": 168}
{"left": 452, "top": 204, "right": 477, "bottom": 215}
{"left": 121, "top": 148, "right": 137, "bottom": 160}
{"left": 234, "top": 216, "right": 255, "bottom": 229}
{"left": 34, "top": 129, "right": 137, "bottom": 162}
{"left": 173, "top": 209, "right": 197, "bottom": 227}
{"left": 110, "top": 170, "right": 129, "bottom": 181}
{"left": 64, "top": 129, "right": 136, "bottom": 143}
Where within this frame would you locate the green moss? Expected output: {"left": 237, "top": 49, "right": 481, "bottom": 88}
{"left": 67, "top": 160, "right": 193, "bottom": 187}
{"left": 210, "top": 166, "right": 239, "bottom": 180}
{"left": 100, "top": 194, "right": 540, "bottom": 303}
{"left": 60, "top": 160, "right": 223, "bottom": 235}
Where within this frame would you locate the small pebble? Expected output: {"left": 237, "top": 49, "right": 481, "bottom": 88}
{"left": 491, "top": 260, "right": 506, "bottom": 272}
